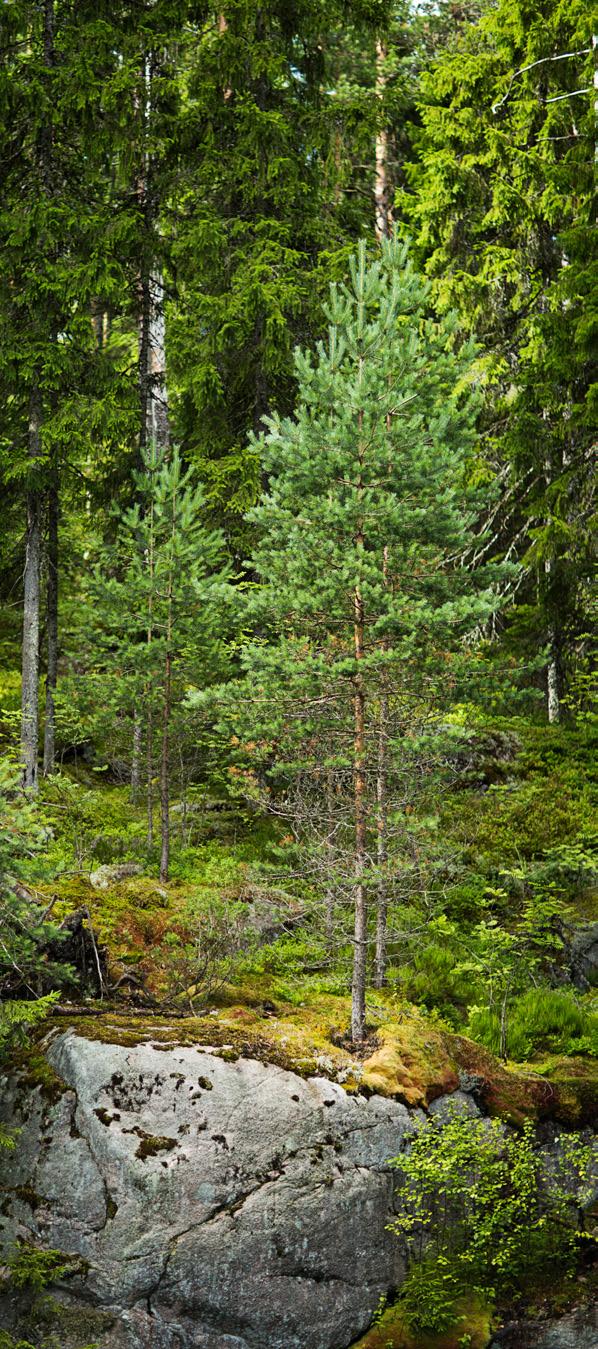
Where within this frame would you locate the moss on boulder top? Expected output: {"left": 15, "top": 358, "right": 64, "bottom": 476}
{"left": 29, "top": 980, "right": 596, "bottom": 1126}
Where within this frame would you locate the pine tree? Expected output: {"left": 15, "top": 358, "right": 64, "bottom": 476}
{"left": 91, "top": 446, "right": 230, "bottom": 881}
{"left": 234, "top": 240, "right": 501, "bottom": 1040}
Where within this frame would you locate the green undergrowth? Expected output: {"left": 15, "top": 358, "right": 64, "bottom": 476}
{"left": 4, "top": 716, "right": 596, "bottom": 1118}
{"left": 352, "top": 1294, "right": 493, "bottom": 1349}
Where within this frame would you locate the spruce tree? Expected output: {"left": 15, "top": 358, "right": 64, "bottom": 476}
{"left": 236, "top": 239, "right": 501, "bottom": 1040}
{"left": 0, "top": 0, "right": 140, "bottom": 785}
{"left": 398, "top": 0, "right": 595, "bottom": 717}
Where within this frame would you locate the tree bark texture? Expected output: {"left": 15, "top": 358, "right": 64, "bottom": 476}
{"left": 373, "top": 689, "right": 388, "bottom": 989}
{"left": 352, "top": 613, "right": 367, "bottom": 1043}
{"left": 374, "top": 41, "right": 391, "bottom": 243}
{"left": 351, "top": 390, "right": 367, "bottom": 1042}
{"left": 160, "top": 650, "right": 171, "bottom": 882}
{"left": 21, "top": 388, "right": 43, "bottom": 791}
{"left": 131, "top": 712, "right": 142, "bottom": 801}
{"left": 43, "top": 456, "right": 59, "bottom": 776}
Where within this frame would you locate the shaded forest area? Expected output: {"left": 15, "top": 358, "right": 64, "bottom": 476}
{"left": 0, "top": 1, "right": 596, "bottom": 1342}
{"left": 1, "top": 0, "right": 595, "bottom": 1049}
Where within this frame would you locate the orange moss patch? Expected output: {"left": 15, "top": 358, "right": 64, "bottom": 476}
{"left": 361, "top": 1025, "right": 459, "bottom": 1107}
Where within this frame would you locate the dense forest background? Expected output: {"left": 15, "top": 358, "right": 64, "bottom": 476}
{"left": 0, "top": 0, "right": 596, "bottom": 1339}
{"left": 0, "top": 0, "right": 595, "bottom": 1052}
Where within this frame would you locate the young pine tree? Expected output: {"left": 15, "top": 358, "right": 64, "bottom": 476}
{"left": 239, "top": 239, "right": 502, "bottom": 1041}
{"left": 91, "top": 446, "right": 230, "bottom": 881}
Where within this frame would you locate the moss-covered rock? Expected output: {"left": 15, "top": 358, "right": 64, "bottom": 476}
{"left": 24, "top": 991, "right": 592, "bottom": 1125}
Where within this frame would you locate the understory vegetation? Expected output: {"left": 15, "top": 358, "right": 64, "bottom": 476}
{"left": 0, "top": 0, "right": 596, "bottom": 1345}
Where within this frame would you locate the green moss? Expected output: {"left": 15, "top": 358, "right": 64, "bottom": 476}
{"left": 133, "top": 1129, "right": 178, "bottom": 1160}
{"left": 23, "top": 1293, "right": 116, "bottom": 1344}
{"left": 360, "top": 1023, "right": 460, "bottom": 1106}
{"left": 528, "top": 1054, "right": 598, "bottom": 1126}
{"left": 2, "top": 1184, "right": 42, "bottom": 1210}
{"left": 352, "top": 1294, "right": 493, "bottom": 1349}
{"left": 7, "top": 1051, "right": 67, "bottom": 1105}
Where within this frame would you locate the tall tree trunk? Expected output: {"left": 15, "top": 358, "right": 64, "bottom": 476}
{"left": 373, "top": 689, "right": 388, "bottom": 989}
{"left": 147, "top": 707, "right": 154, "bottom": 848}
{"left": 374, "top": 41, "right": 391, "bottom": 243}
{"left": 542, "top": 446, "right": 560, "bottom": 723}
{"left": 352, "top": 607, "right": 367, "bottom": 1043}
{"left": 159, "top": 472, "right": 176, "bottom": 883}
{"left": 131, "top": 712, "right": 142, "bottom": 801}
{"left": 22, "top": 0, "right": 55, "bottom": 791}
{"left": 374, "top": 423, "right": 392, "bottom": 983}
{"left": 325, "top": 765, "right": 335, "bottom": 949}
{"left": 351, "top": 384, "right": 368, "bottom": 1041}
{"left": 136, "top": 49, "right": 171, "bottom": 840}
{"left": 43, "top": 455, "right": 59, "bottom": 776}
{"left": 21, "top": 388, "right": 43, "bottom": 791}
{"left": 148, "top": 269, "right": 170, "bottom": 452}
{"left": 160, "top": 650, "right": 171, "bottom": 882}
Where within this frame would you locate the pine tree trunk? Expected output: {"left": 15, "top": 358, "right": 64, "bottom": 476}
{"left": 159, "top": 468, "right": 176, "bottom": 883}
{"left": 374, "top": 41, "right": 390, "bottom": 243}
{"left": 147, "top": 709, "right": 154, "bottom": 847}
{"left": 160, "top": 650, "right": 171, "bottom": 882}
{"left": 352, "top": 579, "right": 367, "bottom": 1043}
{"left": 373, "top": 690, "right": 388, "bottom": 988}
{"left": 43, "top": 456, "right": 59, "bottom": 776}
{"left": 374, "top": 534, "right": 390, "bottom": 986}
{"left": 21, "top": 388, "right": 43, "bottom": 791}
{"left": 352, "top": 682, "right": 367, "bottom": 1042}
{"left": 131, "top": 713, "right": 142, "bottom": 801}
{"left": 22, "top": 2, "right": 55, "bottom": 791}
{"left": 325, "top": 765, "right": 335, "bottom": 949}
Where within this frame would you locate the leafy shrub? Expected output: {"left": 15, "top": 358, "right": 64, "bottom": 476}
{"left": 389, "top": 1113, "right": 593, "bottom": 1332}
{"left": 468, "top": 987, "right": 597, "bottom": 1061}
{"left": 397, "top": 1255, "right": 460, "bottom": 1335}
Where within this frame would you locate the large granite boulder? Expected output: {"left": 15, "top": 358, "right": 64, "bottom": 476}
{"left": 0, "top": 1028, "right": 424, "bottom": 1349}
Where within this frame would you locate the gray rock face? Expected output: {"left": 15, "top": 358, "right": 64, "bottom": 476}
{"left": 0, "top": 1030, "right": 421, "bottom": 1349}
{"left": 489, "top": 1302, "right": 598, "bottom": 1349}
{"left": 569, "top": 921, "right": 598, "bottom": 991}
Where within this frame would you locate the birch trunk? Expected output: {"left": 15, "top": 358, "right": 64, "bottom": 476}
{"left": 137, "top": 50, "right": 171, "bottom": 840}
{"left": 21, "top": 388, "right": 43, "bottom": 791}
{"left": 43, "top": 456, "right": 59, "bottom": 776}
{"left": 374, "top": 41, "right": 391, "bottom": 243}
